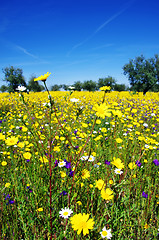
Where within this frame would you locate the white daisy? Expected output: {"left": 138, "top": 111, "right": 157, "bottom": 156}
{"left": 88, "top": 155, "right": 95, "bottom": 162}
{"left": 114, "top": 168, "right": 123, "bottom": 175}
{"left": 59, "top": 207, "right": 73, "bottom": 219}
{"left": 80, "top": 156, "right": 89, "bottom": 161}
{"left": 16, "top": 86, "right": 26, "bottom": 91}
{"left": 100, "top": 226, "right": 112, "bottom": 239}
{"left": 70, "top": 98, "right": 79, "bottom": 103}
{"left": 58, "top": 161, "right": 66, "bottom": 167}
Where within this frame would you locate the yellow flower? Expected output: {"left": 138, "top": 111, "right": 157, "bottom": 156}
{"left": 144, "top": 223, "right": 149, "bottom": 229}
{"left": 39, "top": 156, "right": 49, "bottom": 163}
{"left": 95, "top": 179, "right": 105, "bottom": 190}
{"left": 5, "top": 183, "right": 11, "bottom": 188}
{"left": 93, "top": 103, "right": 111, "bottom": 119}
{"left": 60, "top": 171, "right": 66, "bottom": 178}
{"left": 1, "top": 161, "right": 7, "bottom": 166}
{"left": 109, "top": 180, "right": 114, "bottom": 184}
{"left": 128, "top": 162, "right": 137, "bottom": 170}
{"left": 23, "top": 152, "right": 31, "bottom": 160}
{"left": 76, "top": 201, "right": 82, "bottom": 205}
{"left": 101, "top": 188, "right": 114, "bottom": 200}
{"left": 111, "top": 157, "right": 124, "bottom": 169}
{"left": 115, "top": 138, "right": 123, "bottom": 143}
{"left": 5, "top": 136, "right": 18, "bottom": 146}
{"left": 81, "top": 169, "right": 90, "bottom": 179}
{"left": 34, "top": 72, "right": 51, "bottom": 81}
{"left": 100, "top": 86, "right": 111, "bottom": 91}
{"left": 70, "top": 213, "right": 94, "bottom": 236}
{"left": 0, "top": 133, "right": 5, "bottom": 140}
{"left": 37, "top": 208, "right": 43, "bottom": 212}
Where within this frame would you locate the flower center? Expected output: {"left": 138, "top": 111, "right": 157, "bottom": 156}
{"left": 102, "top": 231, "right": 108, "bottom": 236}
{"left": 63, "top": 212, "right": 68, "bottom": 216}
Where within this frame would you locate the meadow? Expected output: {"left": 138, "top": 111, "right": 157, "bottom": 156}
{"left": 0, "top": 84, "right": 159, "bottom": 239}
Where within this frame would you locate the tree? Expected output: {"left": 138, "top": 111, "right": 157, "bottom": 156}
{"left": 82, "top": 80, "right": 97, "bottom": 91}
{"left": 114, "top": 83, "right": 127, "bottom": 91}
{"left": 98, "top": 76, "right": 116, "bottom": 90}
{"left": 123, "top": 54, "right": 159, "bottom": 94}
{"left": 62, "top": 84, "right": 69, "bottom": 91}
{"left": 28, "top": 76, "right": 45, "bottom": 92}
{"left": 2, "top": 66, "right": 27, "bottom": 93}
{"left": 50, "top": 84, "right": 62, "bottom": 91}
{"left": 0, "top": 85, "right": 8, "bottom": 92}
{"left": 73, "top": 81, "right": 83, "bottom": 91}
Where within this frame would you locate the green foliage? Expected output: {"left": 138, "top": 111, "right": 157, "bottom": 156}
{"left": 82, "top": 80, "right": 97, "bottom": 91}
{"left": 27, "top": 76, "right": 45, "bottom": 92}
{"left": 73, "top": 81, "right": 83, "bottom": 91}
{"left": 50, "top": 84, "right": 62, "bottom": 91}
{"left": 123, "top": 54, "right": 159, "bottom": 94}
{"left": 98, "top": 76, "right": 116, "bottom": 89}
{"left": 2, "top": 66, "right": 27, "bottom": 93}
{"left": 114, "top": 83, "right": 128, "bottom": 91}
{"left": 0, "top": 85, "right": 8, "bottom": 92}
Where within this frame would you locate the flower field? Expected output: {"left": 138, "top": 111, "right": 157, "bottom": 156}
{"left": 0, "top": 87, "right": 159, "bottom": 239}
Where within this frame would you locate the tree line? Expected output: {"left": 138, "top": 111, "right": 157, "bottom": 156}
{"left": 1, "top": 54, "right": 159, "bottom": 94}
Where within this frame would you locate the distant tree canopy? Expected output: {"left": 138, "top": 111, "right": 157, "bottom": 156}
{"left": 0, "top": 85, "right": 8, "bottom": 92}
{"left": 98, "top": 76, "right": 116, "bottom": 89}
{"left": 123, "top": 54, "right": 159, "bottom": 94}
{"left": 50, "top": 84, "right": 62, "bottom": 91}
{"left": 2, "top": 66, "right": 27, "bottom": 93}
{"left": 82, "top": 80, "right": 98, "bottom": 91}
{"left": 28, "top": 76, "right": 45, "bottom": 92}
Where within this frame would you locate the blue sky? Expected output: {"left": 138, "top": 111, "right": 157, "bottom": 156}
{"left": 0, "top": 0, "right": 159, "bottom": 88}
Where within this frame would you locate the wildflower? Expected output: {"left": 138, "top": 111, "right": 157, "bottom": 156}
{"left": 153, "top": 159, "right": 159, "bottom": 166}
{"left": 37, "top": 207, "right": 43, "bottom": 212}
{"left": 95, "top": 179, "right": 105, "bottom": 190}
{"left": 100, "top": 86, "right": 111, "bottom": 91}
{"left": 39, "top": 156, "right": 49, "bottom": 163}
{"left": 100, "top": 226, "right": 112, "bottom": 239}
{"left": 34, "top": 72, "right": 51, "bottom": 81}
{"left": 60, "top": 191, "right": 67, "bottom": 196}
{"left": 128, "top": 162, "right": 137, "bottom": 169}
{"left": 144, "top": 223, "right": 149, "bottom": 229}
{"left": 101, "top": 188, "right": 114, "bottom": 200}
{"left": 88, "top": 155, "right": 95, "bottom": 162}
{"left": 136, "top": 160, "right": 141, "bottom": 167}
{"left": 59, "top": 207, "right": 73, "bottom": 219}
{"left": 76, "top": 201, "right": 82, "bottom": 205}
{"left": 23, "top": 152, "right": 31, "bottom": 160}
{"left": 111, "top": 157, "right": 124, "bottom": 169}
{"left": 5, "top": 136, "right": 18, "bottom": 146}
{"left": 60, "top": 171, "right": 66, "bottom": 178}
{"left": 58, "top": 161, "right": 66, "bottom": 167}
{"left": 114, "top": 168, "right": 123, "bottom": 175}
{"left": 70, "top": 98, "right": 79, "bottom": 103}
{"left": 81, "top": 169, "right": 90, "bottom": 179}
{"left": 5, "top": 183, "right": 11, "bottom": 188}
{"left": 1, "top": 161, "right": 7, "bottom": 166}
{"left": 70, "top": 213, "right": 94, "bottom": 236}
{"left": 142, "top": 191, "right": 148, "bottom": 198}
{"left": 115, "top": 138, "right": 123, "bottom": 143}
{"left": 109, "top": 180, "right": 113, "bottom": 184}
{"left": 93, "top": 103, "right": 111, "bottom": 119}
{"left": 16, "top": 86, "right": 26, "bottom": 91}
{"left": 105, "top": 160, "right": 110, "bottom": 165}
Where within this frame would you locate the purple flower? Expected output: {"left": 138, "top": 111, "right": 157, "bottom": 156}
{"left": 142, "top": 191, "right": 148, "bottom": 198}
{"left": 136, "top": 160, "right": 141, "bottom": 167}
{"left": 54, "top": 160, "right": 58, "bottom": 167}
{"left": 153, "top": 159, "right": 159, "bottom": 166}
{"left": 105, "top": 161, "right": 110, "bottom": 165}
{"left": 69, "top": 170, "right": 74, "bottom": 177}
{"left": 60, "top": 191, "right": 67, "bottom": 196}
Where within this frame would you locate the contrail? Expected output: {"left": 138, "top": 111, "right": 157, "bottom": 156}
{"left": 68, "top": 0, "right": 136, "bottom": 55}
{"left": 15, "top": 45, "right": 38, "bottom": 59}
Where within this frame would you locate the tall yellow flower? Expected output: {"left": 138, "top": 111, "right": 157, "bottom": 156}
{"left": 101, "top": 188, "right": 114, "bottom": 200}
{"left": 95, "top": 179, "right": 105, "bottom": 190}
{"left": 70, "top": 213, "right": 94, "bottom": 236}
{"left": 34, "top": 72, "right": 51, "bottom": 81}
{"left": 93, "top": 103, "right": 111, "bottom": 119}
